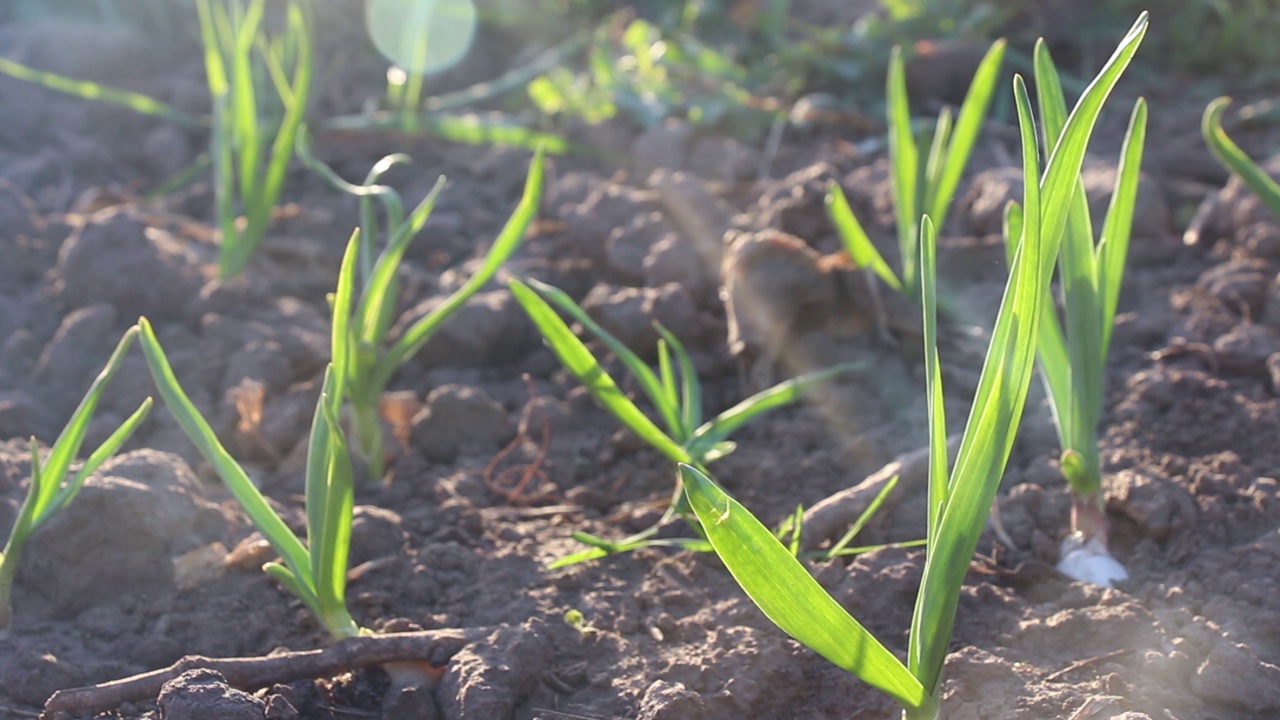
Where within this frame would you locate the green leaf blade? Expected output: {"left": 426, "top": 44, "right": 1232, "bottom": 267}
{"left": 138, "top": 318, "right": 313, "bottom": 596}
{"left": 379, "top": 148, "right": 545, "bottom": 380}
{"left": 510, "top": 279, "right": 692, "bottom": 465}
{"left": 1202, "top": 97, "right": 1280, "bottom": 222}
{"left": 682, "top": 465, "right": 925, "bottom": 711}
{"left": 825, "top": 183, "right": 903, "bottom": 291}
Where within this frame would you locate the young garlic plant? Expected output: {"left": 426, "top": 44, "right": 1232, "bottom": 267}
{"left": 1003, "top": 42, "right": 1148, "bottom": 587}
{"left": 140, "top": 319, "right": 361, "bottom": 640}
{"left": 683, "top": 15, "right": 1147, "bottom": 719}
{"left": 318, "top": 149, "right": 544, "bottom": 480}
{"left": 0, "top": 328, "right": 152, "bottom": 637}
{"left": 197, "top": 0, "right": 313, "bottom": 278}
{"left": 826, "top": 38, "right": 1007, "bottom": 301}
{"left": 510, "top": 276, "right": 860, "bottom": 566}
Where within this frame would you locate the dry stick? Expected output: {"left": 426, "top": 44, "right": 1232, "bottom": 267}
{"left": 800, "top": 436, "right": 961, "bottom": 552}
{"left": 44, "top": 627, "right": 496, "bottom": 715}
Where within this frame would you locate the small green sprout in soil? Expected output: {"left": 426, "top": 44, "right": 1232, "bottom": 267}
{"left": 1003, "top": 41, "right": 1148, "bottom": 588}
{"left": 826, "top": 37, "right": 1006, "bottom": 301}
{"left": 197, "top": 0, "right": 314, "bottom": 278}
{"left": 324, "top": 149, "right": 544, "bottom": 480}
{"left": 139, "top": 318, "right": 362, "bottom": 641}
{"left": 684, "top": 15, "right": 1147, "bottom": 719}
{"left": 509, "top": 275, "right": 860, "bottom": 566}
{"left": 0, "top": 328, "right": 152, "bottom": 637}
{"left": 1202, "top": 96, "right": 1280, "bottom": 223}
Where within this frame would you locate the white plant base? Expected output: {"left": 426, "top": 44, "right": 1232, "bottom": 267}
{"left": 1056, "top": 532, "right": 1129, "bottom": 587}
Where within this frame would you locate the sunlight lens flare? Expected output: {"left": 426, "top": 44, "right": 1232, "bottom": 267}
{"left": 366, "top": 0, "right": 477, "bottom": 76}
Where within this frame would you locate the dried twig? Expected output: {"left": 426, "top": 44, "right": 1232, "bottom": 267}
{"left": 43, "top": 627, "right": 496, "bottom": 716}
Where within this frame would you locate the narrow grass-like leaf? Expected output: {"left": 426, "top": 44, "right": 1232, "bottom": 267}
{"left": 686, "top": 362, "right": 861, "bottom": 455}
{"left": 887, "top": 45, "right": 920, "bottom": 295}
{"left": 919, "top": 215, "right": 947, "bottom": 541}
{"left": 827, "top": 474, "right": 901, "bottom": 558}
{"left": 1202, "top": 97, "right": 1280, "bottom": 222}
{"left": 510, "top": 279, "right": 692, "bottom": 465}
{"left": 927, "top": 39, "right": 1007, "bottom": 230}
{"left": 329, "top": 230, "right": 360, "bottom": 411}
{"left": 682, "top": 464, "right": 925, "bottom": 711}
{"left": 518, "top": 276, "right": 681, "bottom": 436}
{"left": 357, "top": 178, "right": 446, "bottom": 348}
{"left": 138, "top": 317, "right": 314, "bottom": 597}
{"left": 1099, "top": 99, "right": 1147, "bottom": 354}
{"left": 0, "top": 56, "right": 202, "bottom": 128}
{"left": 656, "top": 339, "right": 681, "bottom": 435}
{"left": 825, "top": 183, "right": 903, "bottom": 291}
{"left": 48, "top": 397, "right": 153, "bottom": 513}
{"left": 924, "top": 109, "right": 954, "bottom": 208}
{"left": 654, "top": 324, "right": 702, "bottom": 435}
{"left": 378, "top": 148, "right": 545, "bottom": 382}
{"left": 315, "top": 386, "right": 357, "bottom": 638}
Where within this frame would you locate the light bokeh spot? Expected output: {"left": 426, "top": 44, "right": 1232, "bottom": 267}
{"left": 366, "top": 0, "right": 477, "bottom": 76}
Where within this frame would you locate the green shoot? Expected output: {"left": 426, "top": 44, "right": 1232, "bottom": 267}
{"left": 1003, "top": 43, "right": 1148, "bottom": 586}
{"left": 296, "top": 126, "right": 413, "bottom": 285}
{"left": 684, "top": 15, "right": 1147, "bottom": 719}
{"left": 0, "top": 329, "right": 153, "bottom": 637}
{"left": 509, "top": 275, "right": 861, "bottom": 566}
{"left": 139, "top": 318, "right": 361, "bottom": 641}
{"left": 197, "top": 0, "right": 313, "bottom": 278}
{"left": 327, "top": 150, "right": 545, "bottom": 480}
{"left": 0, "top": 56, "right": 203, "bottom": 128}
{"left": 1202, "top": 96, "right": 1280, "bottom": 222}
{"left": 826, "top": 38, "right": 1006, "bottom": 300}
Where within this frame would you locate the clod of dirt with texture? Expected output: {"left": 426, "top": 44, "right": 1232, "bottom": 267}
{"left": 410, "top": 384, "right": 512, "bottom": 463}
{"left": 56, "top": 207, "right": 202, "bottom": 321}
{"left": 16, "top": 449, "right": 227, "bottom": 622}
{"left": 156, "top": 668, "right": 266, "bottom": 720}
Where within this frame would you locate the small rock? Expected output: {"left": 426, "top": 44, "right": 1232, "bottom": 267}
{"left": 687, "top": 135, "right": 759, "bottom": 183}
{"left": 401, "top": 289, "right": 533, "bottom": 369}
{"left": 754, "top": 162, "right": 840, "bottom": 242}
{"left": 1191, "top": 639, "right": 1280, "bottom": 712}
{"left": 649, "top": 169, "right": 733, "bottom": 271}
{"left": 559, "top": 182, "right": 660, "bottom": 268}
{"left": 1213, "top": 322, "right": 1280, "bottom": 375}
{"left": 636, "top": 680, "right": 707, "bottom": 720}
{"left": 20, "top": 450, "right": 226, "bottom": 619}
{"left": 1197, "top": 259, "right": 1272, "bottom": 317}
{"left": 580, "top": 282, "right": 698, "bottom": 357}
{"left": 1238, "top": 222, "right": 1280, "bottom": 260}
{"left": 437, "top": 621, "right": 549, "bottom": 720}
{"left": 631, "top": 119, "right": 694, "bottom": 177}
{"left": 381, "top": 685, "right": 438, "bottom": 720}
{"left": 0, "top": 646, "right": 83, "bottom": 706}
{"left": 605, "top": 211, "right": 673, "bottom": 285}
{"left": 1108, "top": 469, "right": 1196, "bottom": 541}
{"left": 56, "top": 207, "right": 200, "bottom": 320}
{"left": 30, "top": 303, "right": 118, "bottom": 414}
{"left": 961, "top": 166, "right": 1023, "bottom": 236}
{"left": 157, "top": 668, "right": 266, "bottom": 720}
{"left": 410, "top": 385, "right": 511, "bottom": 463}
{"left": 1082, "top": 161, "right": 1169, "bottom": 240}
{"left": 350, "top": 506, "right": 406, "bottom": 566}
{"left": 722, "top": 229, "right": 835, "bottom": 384}
{"left": 263, "top": 691, "right": 300, "bottom": 720}
{"left": 644, "top": 232, "right": 715, "bottom": 304}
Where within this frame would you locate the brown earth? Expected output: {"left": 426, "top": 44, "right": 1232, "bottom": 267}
{"left": 2, "top": 8, "right": 1280, "bottom": 720}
